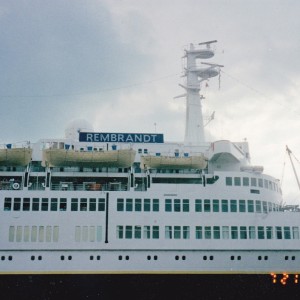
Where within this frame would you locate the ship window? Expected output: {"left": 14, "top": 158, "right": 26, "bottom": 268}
{"left": 138, "top": 149, "right": 142, "bottom": 154}
{"left": 276, "top": 226, "right": 282, "bottom": 239}
{"left": 230, "top": 200, "right": 237, "bottom": 212}
{"left": 4, "top": 198, "right": 12, "bottom": 211}
{"left": 59, "top": 198, "right": 67, "bottom": 211}
{"left": 204, "top": 226, "right": 211, "bottom": 239}
{"left": 144, "top": 226, "right": 151, "bottom": 239}
{"left": 257, "top": 226, "right": 265, "bottom": 239}
{"left": 71, "top": 198, "right": 78, "bottom": 211}
{"left": 222, "top": 226, "right": 229, "bottom": 239}
{"left": 174, "top": 199, "right": 181, "bottom": 212}
{"left": 266, "top": 226, "right": 273, "bottom": 239}
{"left": 213, "top": 199, "right": 219, "bottom": 212}
{"left": 117, "top": 226, "right": 123, "bottom": 239}
{"left": 39, "top": 226, "right": 44, "bottom": 242}
{"left": 80, "top": 198, "right": 87, "bottom": 211}
{"left": 89, "top": 226, "right": 95, "bottom": 242}
{"left": 242, "top": 177, "right": 249, "bottom": 186}
{"left": 13, "top": 198, "right": 21, "bottom": 211}
{"left": 204, "top": 199, "right": 211, "bottom": 212}
{"left": 183, "top": 226, "right": 190, "bottom": 239}
{"left": 221, "top": 199, "right": 228, "bottom": 212}
{"left": 31, "top": 226, "right": 37, "bottom": 242}
{"left": 134, "top": 226, "right": 142, "bottom": 239}
{"left": 82, "top": 226, "right": 88, "bottom": 242}
{"left": 284, "top": 227, "right": 291, "bottom": 239}
{"left": 258, "top": 179, "right": 263, "bottom": 188}
{"left": 41, "top": 198, "right": 48, "bottom": 211}
{"left": 247, "top": 200, "right": 254, "bottom": 212}
{"left": 97, "top": 226, "right": 102, "bottom": 242}
{"left": 89, "top": 198, "right": 96, "bottom": 211}
{"left": 195, "top": 226, "right": 203, "bottom": 239}
{"left": 51, "top": 198, "right": 58, "bottom": 211}
{"left": 183, "top": 199, "right": 189, "bottom": 212}
{"left": 251, "top": 178, "right": 257, "bottom": 187}
{"left": 195, "top": 199, "right": 202, "bottom": 212}
{"left": 153, "top": 226, "right": 159, "bottom": 239}
{"left": 9, "top": 226, "right": 15, "bottom": 242}
{"left": 15, "top": 226, "right": 22, "bottom": 242}
{"left": 117, "top": 198, "right": 124, "bottom": 211}
{"left": 32, "top": 198, "right": 40, "bottom": 211}
{"left": 153, "top": 199, "right": 159, "bottom": 212}
{"left": 46, "top": 226, "right": 52, "bottom": 242}
{"left": 213, "top": 226, "right": 220, "bottom": 239}
{"left": 234, "top": 177, "right": 241, "bottom": 186}
{"left": 144, "top": 149, "right": 148, "bottom": 154}
{"left": 23, "top": 198, "right": 30, "bottom": 211}
{"left": 231, "top": 226, "right": 238, "bottom": 239}
{"left": 240, "top": 226, "right": 247, "bottom": 239}
{"left": 98, "top": 198, "right": 105, "bottom": 211}
{"left": 165, "top": 199, "right": 172, "bottom": 212}
{"left": 165, "top": 226, "right": 172, "bottom": 239}
{"left": 264, "top": 179, "right": 268, "bottom": 188}
{"left": 75, "top": 226, "right": 81, "bottom": 241}
{"left": 24, "top": 226, "right": 30, "bottom": 242}
{"left": 249, "top": 226, "right": 256, "bottom": 239}
{"left": 255, "top": 200, "right": 261, "bottom": 213}
{"left": 174, "top": 226, "right": 181, "bottom": 239}
{"left": 126, "top": 199, "right": 133, "bottom": 211}
{"left": 239, "top": 200, "right": 246, "bottom": 212}
{"left": 225, "top": 177, "right": 232, "bottom": 186}
{"left": 292, "top": 227, "right": 299, "bottom": 239}
{"left": 144, "top": 199, "right": 151, "bottom": 212}
{"left": 53, "top": 226, "right": 59, "bottom": 242}
{"left": 262, "top": 201, "right": 268, "bottom": 213}
{"left": 135, "top": 199, "right": 142, "bottom": 211}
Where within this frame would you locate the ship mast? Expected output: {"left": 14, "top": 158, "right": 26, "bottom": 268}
{"left": 179, "top": 41, "right": 223, "bottom": 146}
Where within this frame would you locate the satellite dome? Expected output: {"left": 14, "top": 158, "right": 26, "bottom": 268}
{"left": 65, "top": 119, "right": 94, "bottom": 140}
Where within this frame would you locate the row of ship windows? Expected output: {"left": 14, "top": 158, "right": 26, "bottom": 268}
{"left": 117, "top": 198, "right": 281, "bottom": 213}
{"left": 0, "top": 254, "right": 296, "bottom": 262}
{"left": 116, "top": 225, "right": 300, "bottom": 240}
{"left": 9, "top": 224, "right": 299, "bottom": 243}
{"left": 8, "top": 225, "right": 103, "bottom": 243}
{"left": 225, "top": 176, "right": 279, "bottom": 192}
{"left": 4, "top": 197, "right": 106, "bottom": 212}
{"left": 3, "top": 197, "right": 281, "bottom": 214}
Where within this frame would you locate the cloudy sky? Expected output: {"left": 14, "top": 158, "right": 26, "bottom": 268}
{"left": 1, "top": 0, "right": 300, "bottom": 203}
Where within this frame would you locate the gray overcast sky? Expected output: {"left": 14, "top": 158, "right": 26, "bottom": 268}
{"left": 1, "top": 0, "right": 300, "bottom": 203}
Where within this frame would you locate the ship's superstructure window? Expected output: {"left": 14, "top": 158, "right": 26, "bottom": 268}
{"left": 195, "top": 199, "right": 202, "bottom": 212}
{"left": 165, "top": 226, "right": 190, "bottom": 239}
{"left": 204, "top": 199, "right": 210, "bottom": 212}
{"left": 117, "top": 225, "right": 159, "bottom": 239}
{"left": 239, "top": 200, "right": 246, "bottom": 212}
{"left": 32, "top": 198, "right": 39, "bottom": 211}
{"left": 225, "top": 176, "right": 280, "bottom": 193}
{"left": 4, "top": 198, "right": 12, "bottom": 211}
{"left": 59, "top": 198, "right": 67, "bottom": 211}
{"left": 117, "top": 198, "right": 159, "bottom": 212}
{"left": 41, "top": 198, "right": 48, "bottom": 211}
{"left": 80, "top": 198, "right": 87, "bottom": 211}
{"left": 75, "top": 226, "right": 102, "bottom": 242}
{"left": 230, "top": 200, "right": 237, "bottom": 212}
{"left": 9, "top": 225, "right": 59, "bottom": 242}
{"left": 51, "top": 198, "right": 58, "bottom": 211}
{"left": 13, "top": 198, "right": 21, "bottom": 211}
{"left": 165, "top": 199, "right": 190, "bottom": 212}
{"left": 213, "top": 200, "right": 219, "bottom": 212}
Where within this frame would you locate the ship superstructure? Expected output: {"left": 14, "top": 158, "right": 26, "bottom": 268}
{"left": 0, "top": 42, "right": 299, "bottom": 274}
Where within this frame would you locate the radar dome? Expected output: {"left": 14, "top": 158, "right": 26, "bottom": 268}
{"left": 65, "top": 119, "right": 94, "bottom": 140}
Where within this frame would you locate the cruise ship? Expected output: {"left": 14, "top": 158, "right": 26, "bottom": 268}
{"left": 0, "top": 41, "right": 299, "bottom": 275}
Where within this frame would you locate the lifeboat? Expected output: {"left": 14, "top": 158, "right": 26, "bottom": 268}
{"left": 42, "top": 148, "right": 136, "bottom": 168}
{"left": 0, "top": 148, "right": 32, "bottom": 166}
{"left": 140, "top": 154, "right": 207, "bottom": 170}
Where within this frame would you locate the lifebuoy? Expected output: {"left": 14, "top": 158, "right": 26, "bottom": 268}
{"left": 12, "top": 183, "right": 20, "bottom": 190}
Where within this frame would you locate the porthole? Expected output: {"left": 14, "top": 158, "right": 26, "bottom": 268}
{"left": 230, "top": 256, "right": 234, "bottom": 260}
{"left": 1, "top": 256, "right": 5, "bottom": 261}
{"left": 154, "top": 255, "right": 158, "bottom": 260}
{"left": 258, "top": 256, "right": 262, "bottom": 260}
{"left": 38, "top": 256, "right": 42, "bottom": 261}
{"left": 209, "top": 256, "right": 214, "bottom": 261}
{"left": 61, "top": 255, "right": 65, "bottom": 261}
{"left": 31, "top": 256, "right": 35, "bottom": 261}
{"left": 292, "top": 256, "right": 296, "bottom": 260}
{"left": 90, "top": 256, "right": 94, "bottom": 261}
{"left": 8, "top": 256, "right": 12, "bottom": 261}
{"left": 68, "top": 256, "right": 72, "bottom": 261}
{"left": 285, "top": 256, "right": 289, "bottom": 261}
{"left": 203, "top": 256, "right": 207, "bottom": 260}
{"left": 147, "top": 255, "right": 151, "bottom": 261}
{"left": 182, "top": 256, "right": 186, "bottom": 261}
{"left": 264, "top": 256, "right": 268, "bottom": 260}
{"left": 118, "top": 255, "right": 122, "bottom": 260}
{"left": 125, "top": 255, "right": 129, "bottom": 261}
{"left": 96, "top": 255, "right": 101, "bottom": 260}
{"left": 237, "top": 256, "right": 241, "bottom": 260}
{"left": 175, "top": 255, "right": 179, "bottom": 261}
